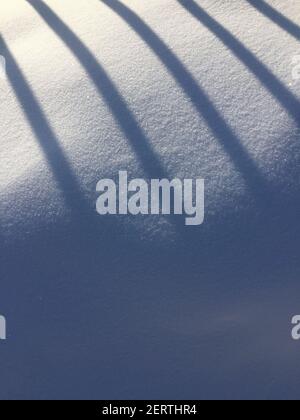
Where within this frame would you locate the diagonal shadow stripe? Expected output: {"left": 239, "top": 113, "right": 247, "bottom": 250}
{"left": 246, "top": 0, "right": 300, "bottom": 41}
{"left": 0, "top": 35, "right": 89, "bottom": 216}
{"left": 26, "top": 0, "right": 166, "bottom": 181}
{"left": 100, "top": 0, "right": 270, "bottom": 201}
{"left": 177, "top": 0, "right": 300, "bottom": 124}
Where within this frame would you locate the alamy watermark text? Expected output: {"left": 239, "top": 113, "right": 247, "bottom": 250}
{"left": 96, "top": 171, "right": 205, "bottom": 226}
{"left": 0, "top": 55, "right": 6, "bottom": 80}
{"left": 0, "top": 315, "right": 6, "bottom": 340}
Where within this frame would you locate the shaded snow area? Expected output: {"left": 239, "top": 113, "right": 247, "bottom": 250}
{"left": 1, "top": 0, "right": 300, "bottom": 400}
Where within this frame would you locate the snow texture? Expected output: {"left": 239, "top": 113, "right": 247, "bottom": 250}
{"left": 0, "top": 0, "right": 300, "bottom": 399}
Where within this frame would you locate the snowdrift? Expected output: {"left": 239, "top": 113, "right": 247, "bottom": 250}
{"left": 1, "top": 0, "right": 300, "bottom": 399}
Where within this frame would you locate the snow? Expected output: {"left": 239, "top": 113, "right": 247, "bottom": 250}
{"left": 0, "top": 0, "right": 300, "bottom": 399}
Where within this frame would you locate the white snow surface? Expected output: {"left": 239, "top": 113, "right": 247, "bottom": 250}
{"left": 1, "top": 0, "right": 300, "bottom": 399}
